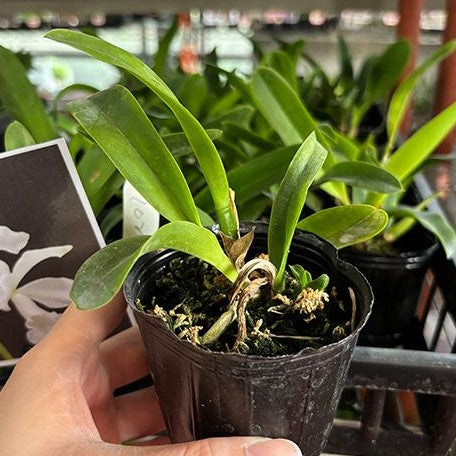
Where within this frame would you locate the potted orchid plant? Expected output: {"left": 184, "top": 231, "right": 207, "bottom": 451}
{"left": 41, "top": 29, "right": 393, "bottom": 455}
{"left": 244, "top": 40, "right": 456, "bottom": 345}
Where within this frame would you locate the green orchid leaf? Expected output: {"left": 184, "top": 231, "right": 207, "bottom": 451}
{"left": 363, "top": 39, "right": 410, "bottom": 111}
{"left": 100, "top": 203, "right": 123, "bottom": 238}
{"left": 387, "top": 206, "right": 456, "bottom": 259}
{"left": 46, "top": 29, "right": 237, "bottom": 237}
{"left": 161, "top": 129, "right": 222, "bottom": 158}
{"left": 152, "top": 14, "right": 179, "bottom": 77}
{"left": 237, "top": 195, "right": 271, "bottom": 222}
{"left": 71, "top": 222, "right": 237, "bottom": 310}
{"left": 336, "top": 35, "right": 354, "bottom": 93}
{"left": 203, "top": 48, "right": 224, "bottom": 95}
{"left": 385, "top": 101, "right": 456, "bottom": 183}
{"left": 385, "top": 40, "right": 456, "bottom": 157}
{"left": 384, "top": 192, "right": 442, "bottom": 242}
{"left": 177, "top": 73, "right": 208, "bottom": 118}
{"left": 223, "top": 72, "right": 253, "bottom": 104}
{"left": 76, "top": 143, "right": 114, "bottom": 183}
{"left": 206, "top": 90, "right": 241, "bottom": 118}
{"left": 251, "top": 66, "right": 320, "bottom": 147}
{"left": 365, "top": 101, "right": 456, "bottom": 209}
{"left": 250, "top": 67, "right": 348, "bottom": 204}
{"left": 52, "top": 83, "right": 98, "bottom": 114}
{"left": 69, "top": 85, "right": 201, "bottom": 225}
{"left": 320, "top": 123, "right": 360, "bottom": 161}
{"left": 290, "top": 264, "right": 311, "bottom": 288}
{"left": 278, "top": 39, "right": 305, "bottom": 68}
{"left": 207, "top": 105, "right": 255, "bottom": 129}
{"left": 306, "top": 274, "right": 329, "bottom": 292}
{"left": 298, "top": 205, "right": 388, "bottom": 249}
{"left": 90, "top": 173, "right": 125, "bottom": 217}
{"left": 223, "top": 122, "right": 276, "bottom": 151}
{"left": 76, "top": 143, "right": 124, "bottom": 216}
{"left": 197, "top": 208, "right": 216, "bottom": 227}
{"left": 319, "top": 161, "right": 403, "bottom": 194}
{"left": 4, "top": 121, "right": 35, "bottom": 150}
{"left": 68, "top": 132, "right": 90, "bottom": 160}
{"left": 195, "top": 145, "right": 298, "bottom": 211}
{"left": 264, "top": 50, "right": 298, "bottom": 92}
{"left": 269, "top": 133, "right": 327, "bottom": 290}
{"left": 0, "top": 45, "right": 56, "bottom": 142}
{"left": 351, "top": 40, "right": 410, "bottom": 133}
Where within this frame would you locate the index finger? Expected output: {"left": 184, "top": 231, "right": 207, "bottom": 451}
{"left": 51, "top": 291, "right": 128, "bottom": 345}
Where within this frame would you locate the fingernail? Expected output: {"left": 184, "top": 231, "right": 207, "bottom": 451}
{"left": 244, "top": 438, "right": 302, "bottom": 456}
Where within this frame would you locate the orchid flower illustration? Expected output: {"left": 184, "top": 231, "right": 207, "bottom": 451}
{"left": 0, "top": 225, "right": 73, "bottom": 345}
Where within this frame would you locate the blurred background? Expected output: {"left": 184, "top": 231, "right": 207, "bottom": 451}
{"left": 0, "top": 0, "right": 452, "bottom": 131}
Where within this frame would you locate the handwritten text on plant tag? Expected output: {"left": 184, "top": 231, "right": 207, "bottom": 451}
{"left": 123, "top": 181, "right": 160, "bottom": 238}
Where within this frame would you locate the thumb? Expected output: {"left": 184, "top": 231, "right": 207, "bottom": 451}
{"left": 92, "top": 437, "right": 302, "bottom": 456}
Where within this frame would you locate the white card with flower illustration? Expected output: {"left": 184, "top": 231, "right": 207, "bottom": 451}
{"left": 0, "top": 139, "right": 106, "bottom": 366}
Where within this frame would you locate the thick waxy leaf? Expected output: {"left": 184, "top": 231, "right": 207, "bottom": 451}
{"left": 178, "top": 74, "right": 208, "bottom": 118}
{"left": 250, "top": 67, "right": 348, "bottom": 204}
{"left": 264, "top": 50, "right": 298, "bottom": 92}
{"left": 207, "top": 105, "right": 255, "bottom": 129}
{"left": 4, "top": 121, "right": 35, "bottom": 150}
{"left": 206, "top": 90, "right": 241, "bottom": 118}
{"left": 100, "top": 203, "right": 123, "bottom": 238}
{"left": 298, "top": 205, "right": 388, "bottom": 249}
{"left": 0, "top": 45, "right": 56, "bottom": 142}
{"left": 269, "top": 133, "right": 327, "bottom": 289}
{"left": 385, "top": 40, "right": 456, "bottom": 156}
{"left": 52, "top": 83, "right": 98, "bottom": 113}
{"left": 387, "top": 206, "right": 456, "bottom": 259}
{"left": 152, "top": 14, "right": 178, "bottom": 77}
{"left": 336, "top": 35, "right": 354, "bottom": 93}
{"left": 365, "top": 40, "right": 410, "bottom": 105}
{"left": 205, "top": 64, "right": 252, "bottom": 104}
{"left": 69, "top": 85, "right": 201, "bottom": 225}
{"left": 46, "top": 29, "right": 238, "bottom": 237}
{"left": 195, "top": 145, "right": 298, "bottom": 211}
{"left": 320, "top": 124, "right": 360, "bottom": 160}
{"left": 238, "top": 195, "right": 271, "bottom": 221}
{"left": 77, "top": 145, "right": 116, "bottom": 195}
{"left": 223, "top": 122, "right": 276, "bottom": 151}
{"left": 251, "top": 66, "right": 320, "bottom": 147}
{"left": 306, "top": 274, "right": 329, "bottom": 292}
{"left": 319, "top": 161, "right": 403, "bottom": 194}
{"left": 278, "top": 39, "right": 305, "bottom": 68}
{"left": 351, "top": 40, "right": 410, "bottom": 133}
{"left": 383, "top": 192, "right": 441, "bottom": 242}
{"left": 290, "top": 265, "right": 311, "bottom": 288}
{"left": 161, "top": 129, "right": 222, "bottom": 158}
{"left": 385, "top": 101, "right": 456, "bottom": 182}
{"left": 71, "top": 222, "right": 237, "bottom": 310}
{"left": 90, "top": 173, "right": 125, "bottom": 216}
{"left": 197, "top": 208, "right": 216, "bottom": 227}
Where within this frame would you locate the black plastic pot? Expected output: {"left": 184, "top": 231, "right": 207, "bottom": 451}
{"left": 340, "top": 225, "right": 438, "bottom": 347}
{"left": 124, "top": 222, "right": 373, "bottom": 456}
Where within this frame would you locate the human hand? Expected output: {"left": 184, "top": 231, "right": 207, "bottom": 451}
{"left": 0, "top": 293, "right": 301, "bottom": 456}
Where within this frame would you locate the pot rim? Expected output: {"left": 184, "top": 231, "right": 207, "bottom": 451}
{"left": 124, "top": 222, "right": 373, "bottom": 362}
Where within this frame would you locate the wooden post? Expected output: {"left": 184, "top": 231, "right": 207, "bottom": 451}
{"left": 433, "top": 0, "right": 456, "bottom": 154}
{"left": 396, "top": 0, "right": 424, "bottom": 137}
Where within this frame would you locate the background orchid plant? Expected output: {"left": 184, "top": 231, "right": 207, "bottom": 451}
{"left": 245, "top": 41, "right": 456, "bottom": 257}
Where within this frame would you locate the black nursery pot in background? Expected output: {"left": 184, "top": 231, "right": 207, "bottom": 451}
{"left": 340, "top": 225, "right": 438, "bottom": 347}
{"left": 124, "top": 223, "right": 373, "bottom": 456}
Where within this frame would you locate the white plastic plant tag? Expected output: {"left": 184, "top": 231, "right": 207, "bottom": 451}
{"left": 123, "top": 181, "right": 160, "bottom": 238}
